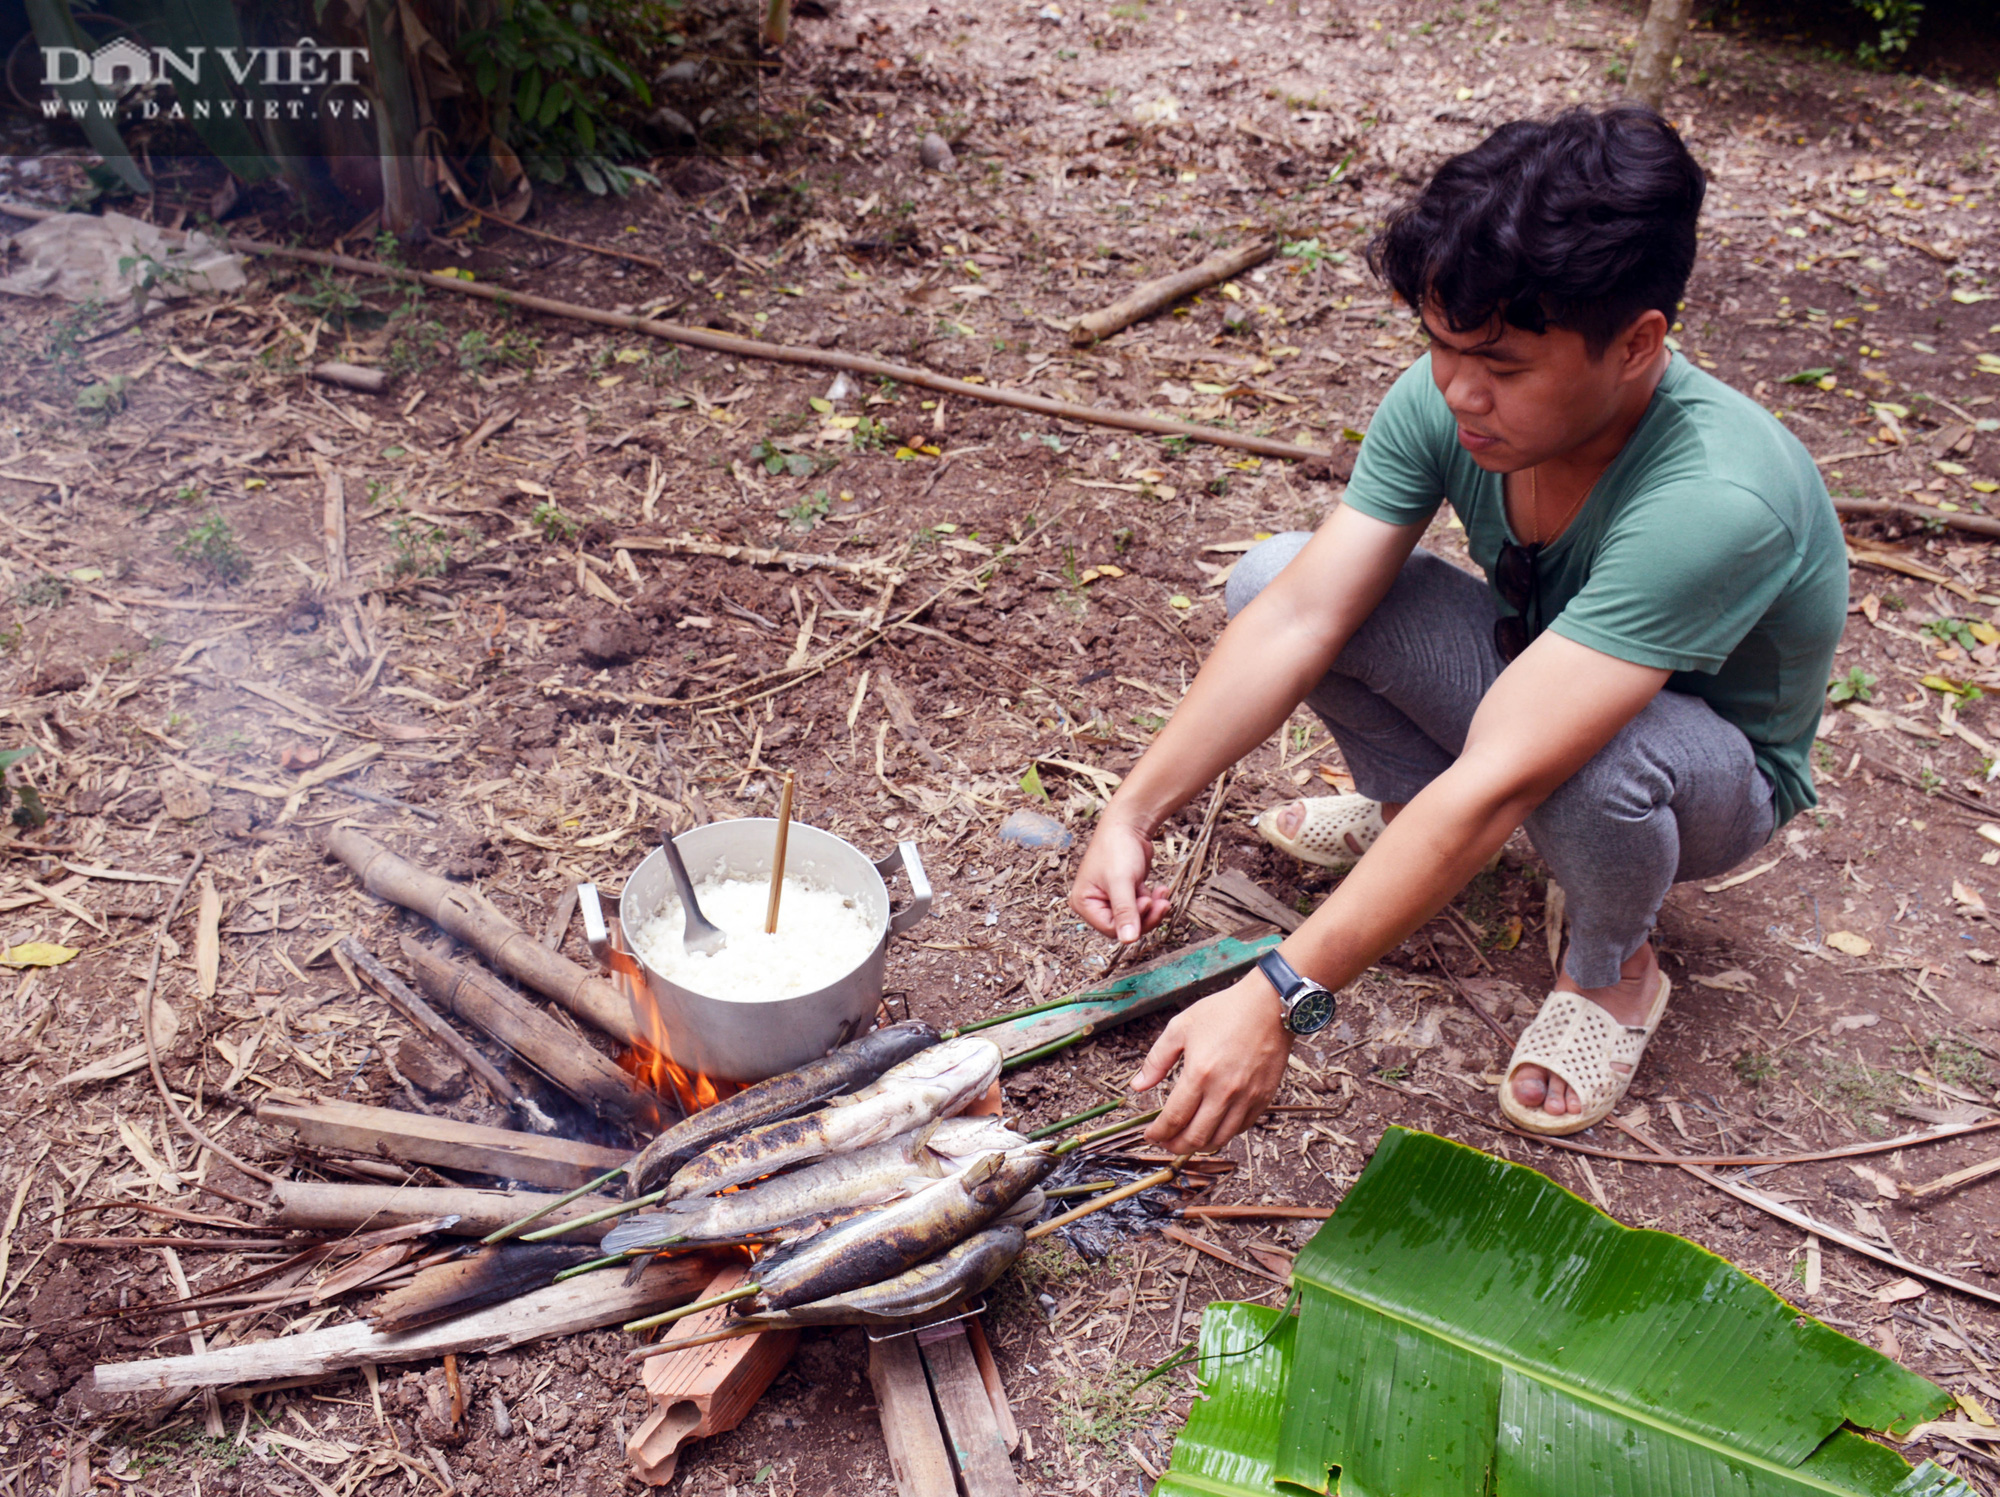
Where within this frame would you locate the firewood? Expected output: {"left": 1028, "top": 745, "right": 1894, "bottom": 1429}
{"left": 399, "top": 936, "right": 661, "bottom": 1132}
{"left": 93, "top": 1253, "right": 719, "bottom": 1393}
{"left": 342, "top": 938, "right": 526, "bottom": 1118}
{"left": 395, "top": 1038, "right": 468, "bottom": 1100}
{"left": 324, "top": 829, "right": 632, "bottom": 1042}
{"left": 311, "top": 362, "right": 390, "bottom": 395}
{"left": 268, "top": 1181, "right": 621, "bottom": 1242}
{"left": 257, "top": 1099, "right": 625, "bottom": 1190}
{"left": 626, "top": 1265, "right": 798, "bottom": 1484}
{"left": 368, "top": 1243, "right": 592, "bottom": 1333}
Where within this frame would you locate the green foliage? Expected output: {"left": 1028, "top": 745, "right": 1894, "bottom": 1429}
{"left": 1851, "top": 0, "right": 1924, "bottom": 60}
{"left": 1923, "top": 617, "right": 1978, "bottom": 651}
{"left": 15, "top": 576, "right": 68, "bottom": 609}
{"left": 175, "top": 512, "right": 249, "bottom": 584}
{"left": 75, "top": 375, "right": 128, "bottom": 417}
{"left": 456, "top": 329, "right": 539, "bottom": 377}
{"left": 1279, "top": 238, "right": 1346, "bottom": 273}
{"left": 1827, "top": 666, "right": 1876, "bottom": 704}
{"left": 754, "top": 437, "right": 822, "bottom": 479}
{"left": 0, "top": 746, "right": 44, "bottom": 830}
{"left": 288, "top": 269, "right": 367, "bottom": 326}
{"left": 1923, "top": 1037, "right": 1989, "bottom": 1090}
{"left": 783, "top": 490, "right": 831, "bottom": 533}
{"left": 463, "top": 0, "right": 658, "bottom": 193}
{"left": 531, "top": 501, "right": 579, "bottom": 543}
{"left": 388, "top": 517, "right": 453, "bottom": 579}
{"left": 850, "top": 416, "right": 891, "bottom": 453}
{"left": 1782, "top": 366, "right": 1834, "bottom": 386}
{"left": 1733, "top": 1048, "right": 1777, "bottom": 1087}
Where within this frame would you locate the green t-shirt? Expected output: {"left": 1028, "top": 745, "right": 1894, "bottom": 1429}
{"left": 1342, "top": 354, "right": 1847, "bottom": 827}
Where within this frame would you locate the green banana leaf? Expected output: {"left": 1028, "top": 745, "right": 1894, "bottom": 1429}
{"left": 1160, "top": 1129, "right": 1972, "bottom": 1497}
{"left": 21, "top": 0, "right": 148, "bottom": 192}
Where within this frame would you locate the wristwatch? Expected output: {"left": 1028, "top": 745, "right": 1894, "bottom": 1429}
{"left": 1257, "top": 950, "right": 1337, "bottom": 1037}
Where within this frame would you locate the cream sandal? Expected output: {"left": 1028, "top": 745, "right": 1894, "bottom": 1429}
{"left": 1497, "top": 974, "right": 1672, "bottom": 1138}
{"left": 1252, "top": 794, "right": 1385, "bottom": 873}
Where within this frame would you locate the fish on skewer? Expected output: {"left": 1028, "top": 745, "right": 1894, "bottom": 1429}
{"left": 660, "top": 1036, "right": 1003, "bottom": 1204}
{"left": 639, "top": 1226, "right": 1028, "bottom": 1353}
{"left": 623, "top": 1144, "right": 1055, "bottom": 1336}
{"left": 625, "top": 1020, "right": 938, "bottom": 1198}
{"left": 603, "top": 1117, "right": 1026, "bottom": 1256}
{"left": 745, "top": 1143, "right": 1051, "bottom": 1312}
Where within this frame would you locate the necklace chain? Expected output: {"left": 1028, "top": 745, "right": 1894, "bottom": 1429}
{"left": 1527, "top": 464, "right": 1591, "bottom": 546}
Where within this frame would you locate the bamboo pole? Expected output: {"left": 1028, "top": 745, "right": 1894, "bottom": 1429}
{"left": 1070, "top": 239, "right": 1276, "bottom": 346}
{"left": 325, "top": 828, "right": 631, "bottom": 1042}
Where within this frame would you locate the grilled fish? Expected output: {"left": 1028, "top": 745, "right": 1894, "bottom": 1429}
{"left": 743, "top": 1143, "right": 1054, "bottom": 1313}
{"left": 603, "top": 1117, "right": 1026, "bottom": 1255}
{"left": 729, "top": 1225, "right": 1026, "bottom": 1329}
{"left": 625, "top": 1020, "right": 938, "bottom": 1198}
{"left": 661, "top": 1036, "right": 1002, "bottom": 1203}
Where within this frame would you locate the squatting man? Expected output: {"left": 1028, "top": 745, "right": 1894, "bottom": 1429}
{"left": 1068, "top": 107, "right": 1845, "bottom": 1149}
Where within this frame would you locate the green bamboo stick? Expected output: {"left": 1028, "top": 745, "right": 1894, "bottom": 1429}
{"left": 1054, "top": 1107, "right": 1161, "bottom": 1155}
{"left": 624, "top": 1282, "right": 760, "bottom": 1333}
{"left": 1001, "top": 1023, "right": 1095, "bottom": 1072}
{"left": 552, "top": 1252, "right": 632, "bottom": 1283}
{"left": 520, "top": 1188, "right": 667, "bottom": 1242}
{"left": 1026, "top": 1099, "right": 1122, "bottom": 1141}
{"left": 948, "top": 986, "right": 1124, "bottom": 1036}
{"left": 481, "top": 1166, "right": 625, "bottom": 1245}
{"left": 1043, "top": 1178, "right": 1116, "bottom": 1200}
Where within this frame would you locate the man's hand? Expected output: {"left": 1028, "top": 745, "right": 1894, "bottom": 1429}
{"left": 1069, "top": 816, "right": 1172, "bottom": 944}
{"left": 1131, "top": 975, "right": 1293, "bottom": 1154}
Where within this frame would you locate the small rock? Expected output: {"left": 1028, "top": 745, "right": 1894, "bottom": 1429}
{"left": 998, "top": 808, "right": 1071, "bottom": 850}
{"left": 919, "top": 132, "right": 955, "bottom": 172}
{"left": 578, "top": 615, "right": 651, "bottom": 666}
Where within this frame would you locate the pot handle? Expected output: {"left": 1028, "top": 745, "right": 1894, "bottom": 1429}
{"left": 875, "top": 840, "right": 932, "bottom": 937}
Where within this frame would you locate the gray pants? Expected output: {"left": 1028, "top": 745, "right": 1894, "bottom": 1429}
{"left": 1226, "top": 538, "right": 1775, "bottom": 987}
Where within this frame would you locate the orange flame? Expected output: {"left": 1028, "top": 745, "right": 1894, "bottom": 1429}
{"left": 620, "top": 985, "right": 734, "bottom": 1116}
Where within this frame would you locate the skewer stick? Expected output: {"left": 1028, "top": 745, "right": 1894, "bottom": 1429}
{"left": 1026, "top": 1099, "right": 1122, "bottom": 1141}
{"left": 552, "top": 1252, "right": 630, "bottom": 1283}
{"left": 480, "top": 1166, "right": 625, "bottom": 1245}
{"left": 1053, "top": 1108, "right": 1162, "bottom": 1155}
{"left": 624, "top": 1281, "right": 761, "bottom": 1333}
{"left": 1025, "top": 1156, "right": 1187, "bottom": 1241}
{"left": 519, "top": 1188, "right": 668, "bottom": 1241}
{"left": 765, "top": 770, "right": 796, "bottom": 934}
{"left": 626, "top": 1321, "right": 769, "bottom": 1359}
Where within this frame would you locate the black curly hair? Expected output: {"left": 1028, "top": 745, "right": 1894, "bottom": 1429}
{"left": 1368, "top": 107, "right": 1707, "bottom": 357}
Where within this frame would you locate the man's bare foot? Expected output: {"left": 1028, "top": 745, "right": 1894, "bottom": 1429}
{"left": 1266, "top": 799, "right": 1403, "bottom": 844}
{"left": 1509, "top": 942, "right": 1661, "bottom": 1117}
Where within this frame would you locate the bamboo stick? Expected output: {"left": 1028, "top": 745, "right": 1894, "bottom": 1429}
{"left": 1070, "top": 238, "right": 1277, "bottom": 346}
{"left": 1026, "top": 1100, "right": 1121, "bottom": 1141}
{"left": 269, "top": 1181, "right": 621, "bottom": 1242}
{"left": 1024, "top": 1159, "right": 1185, "bottom": 1241}
{"left": 624, "top": 1282, "right": 760, "bottom": 1333}
{"left": 480, "top": 1167, "right": 625, "bottom": 1245}
{"left": 765, "top": 771, "right": 795, "bottom": 935}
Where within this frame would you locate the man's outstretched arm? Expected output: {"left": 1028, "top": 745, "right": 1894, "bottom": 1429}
{"left": 1069, "top": 505, "right": 1429, "bottom": 943}
{"left": 1132, "top": 629, "right": 1672, "bottom": 1156}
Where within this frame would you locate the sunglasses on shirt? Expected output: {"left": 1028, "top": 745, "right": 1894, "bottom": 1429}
{"left": 1493, "top": 540, "right": 1541, "bottom": 664}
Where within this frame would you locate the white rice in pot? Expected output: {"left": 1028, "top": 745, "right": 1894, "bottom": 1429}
{"left": 630, "top": 874, "right": 878, "bottom": 1001}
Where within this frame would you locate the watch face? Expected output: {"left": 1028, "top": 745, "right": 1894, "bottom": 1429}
{"left": 1286, "top": 986, "right": 1335, "bottom": 1036}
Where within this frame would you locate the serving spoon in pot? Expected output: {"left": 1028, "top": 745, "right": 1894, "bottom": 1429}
{"left": 658, "top": 819, "right": 727, "bottom": 957}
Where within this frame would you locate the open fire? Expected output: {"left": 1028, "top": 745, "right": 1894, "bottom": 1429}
{"left": 620, "top": 980, "right": 737, "bottom": 1117}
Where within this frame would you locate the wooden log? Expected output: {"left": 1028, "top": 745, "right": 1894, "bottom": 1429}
{"left": 325, "top": 828, "right": 632, "bottom": 1042}
{"left": 93, "top": 1253, "right": 717, "bottom": 1393}
{"left": 1070, "top": 238, "right": 1275, "bottom": 346}
{"left": 400, "top": 936, "right": 661, "bottom": 1133}
{"left": 869, "top": 1328, "right": 956, "bottom": 1497}
{"left": 257, "top": 1099, "right": 625, "bottom": 1190}
{"left": 920, "top": 1320, "right": 1019, "bottom": 1495}
{"left": 267, "top": 1181, "right": 621, "bottom": 1242}
{"left": 312, "top": 361, "right": 390, "bottom": 395}
{"left": 626, "top": 1265, "right": 798, "bottom": 1485}
{"left": 1836, "top": 497, "right": 2000, "bottom": 542}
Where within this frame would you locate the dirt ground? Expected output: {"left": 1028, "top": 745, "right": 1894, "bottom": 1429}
{"left": 1, "top": 0, "right": 1999, "bottom": 1492}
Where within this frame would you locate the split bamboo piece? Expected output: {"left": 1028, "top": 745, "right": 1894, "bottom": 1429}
{"left": 257, "top": 1099, "right": 625, "bottom": 1190}
{"left": 267, "top": 1181, "right": 622, "bottom": 1243}
{"left": 93, "top": 1253, "right": 720, "bottom": 1393}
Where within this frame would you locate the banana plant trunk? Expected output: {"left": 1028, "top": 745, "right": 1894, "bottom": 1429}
{"left": 365, "top": 0, "right": 440, "bottom": 232}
